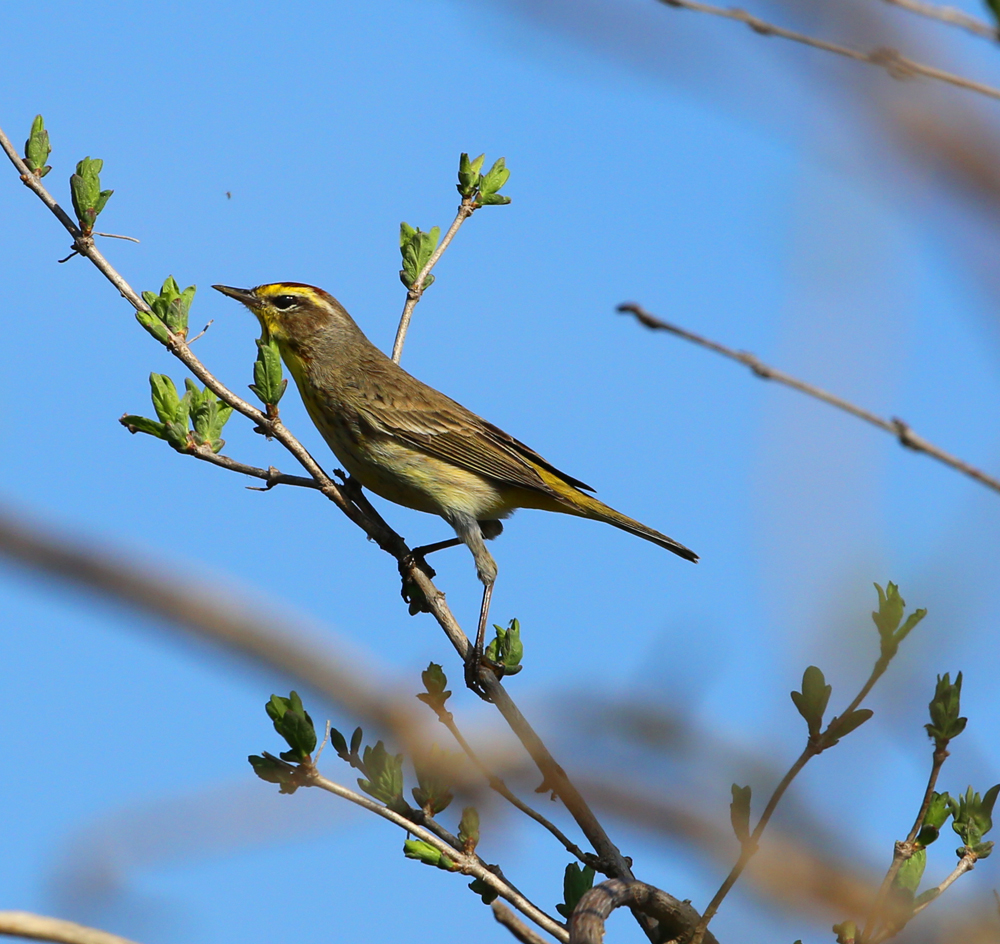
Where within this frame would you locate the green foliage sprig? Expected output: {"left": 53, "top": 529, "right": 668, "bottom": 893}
{"left": 457, "top": 152, "right": 511, "bottom": 206}
{"left": 120, "top": 373, "right": 232, "bottom": 453}
{"left": 556, "top": 862, "right": 596, "bottom": 919}
{"left": 485, "top": 618, "right": 523, "bottom": 676}
{"left": 23, "top": 115, "right": 51, "bottom": 178}
{"left": 70, "top": 156, "right": 113, "bottom": 235}
{"left": 137, "top": 276, "right": 196, "bottom": 343}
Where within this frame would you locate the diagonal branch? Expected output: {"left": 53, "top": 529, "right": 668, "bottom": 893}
{"left": 880, "top": 0, "right": 999, "bottom": 41}
{"left": 0, "top": 912, "right": 142, "bottom": 944}
{"left": 618, "top": 303, "right": 1000, "bottom": 495}
{"left": 654, "top": 0, "right": 1000, "bottom": 103}
{"left": 304, "top": 767, "right": 570, "bottom": 942}
{"left": 0, "top": 121, "right": 651, "bottom": 929}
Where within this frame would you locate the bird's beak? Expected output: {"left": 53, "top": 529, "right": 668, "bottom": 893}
{"left": 212, "top": 284, "right": 260, "bottom": 309}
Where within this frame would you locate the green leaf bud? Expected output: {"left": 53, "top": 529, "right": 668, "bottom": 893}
{"left": 24, "top": 115, "right": 52, "bottom": 178}
{"left": 730, "top": 784, "right": 752, "bottom": 843}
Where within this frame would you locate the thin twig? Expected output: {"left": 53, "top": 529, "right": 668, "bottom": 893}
{"left": 1, "top": 121, "right": 653, "bottom": 932}
{"left": 492, "top": 901, "right": 559, "bottom": 944}
{"left": 427, "top": 700, "right": 594, "bottom": 866}
{"left": 690, "top": 658, "right": 890, "bottom": 944}
{"left": 880, "top": 0, "right": 999, "bottom": 41}
{"left": 306, "top": 769, "right": 569, "bottom": 943}
{"left": 619, "top": 303, "right": 1000, "bottom": 495}
{"left": 0, "top": 911, "right": 142, "bottom": 944}
{"left": 391, "top": 196, "right": 476, "bottom": 363}
{"left": 861, "top": 742, "right": 950, "bottom": 941}
{"left": 654, "top": 0, "right": 1000, "bottom": 102}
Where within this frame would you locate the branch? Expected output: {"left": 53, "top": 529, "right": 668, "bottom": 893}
{"left": 0, "top": 504, "right": 418, "bottom": 744}
{"left": 304, "top": 768, "right": 569, "bottom": 943}
{"left": 568, "top": 880, "right": 718, "bottom": 944}
{"left": 492, "top": 901, "right": 559, "bottom": 944}
{"left": 426, "top": 695, "right": 594, "bottom": 865}
{"left": 690, "top": 657, "right": 892, "bottom": 944}
{"left": 1, "top": 121, "right": 647, "bottom": 925}
{"left": 0, "top": 912, "right": 141, "bottom": 944}
{"left": 654, "top": 0, "right": 1000, "bottom": 103}
{"left": 881, "top": 0, "right": 999, "bottom": 41}
{"left": 618, "top": 303, "right": 1000, "bottom": 495}
{"left": 391, "top": 196, "right": 476, "bottom": 363}
{"left": 862, "top": 743, "right": 950, "bottom": 940}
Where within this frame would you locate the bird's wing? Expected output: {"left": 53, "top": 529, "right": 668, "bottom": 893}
{"left": 357, "top": 393, "right": 594, "bottom": 494}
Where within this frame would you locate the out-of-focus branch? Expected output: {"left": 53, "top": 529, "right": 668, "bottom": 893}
{"left": 0, "top": 505, "right": 417, "bottom": 743}
{"left": 0, "top": 912, "right": 141, "bottom": 944}
{"left": 618, "top": 303, "right": 1000, "bottom": 495}
{"left": 880, "top": 0, "right": 999, "bottom": 41}
{"left": 654, "top": 0, "right": 1000, "bottom": 102}
{"left": 569, "top": 879, "right": 718, "bottom": 944}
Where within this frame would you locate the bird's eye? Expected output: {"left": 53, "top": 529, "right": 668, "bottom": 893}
{"left": 271, "top": 295, "right": 298, "bottom": 310}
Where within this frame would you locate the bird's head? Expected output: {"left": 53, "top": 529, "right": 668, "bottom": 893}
{"left": 212, "top": 282, "right": 357, "bottom": 346}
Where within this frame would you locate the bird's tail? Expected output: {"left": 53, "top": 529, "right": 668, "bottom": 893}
{"left": 531, "top": 467, "right": 699, "bottom": 563}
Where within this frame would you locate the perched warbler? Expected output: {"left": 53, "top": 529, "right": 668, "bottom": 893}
{"left": 214, "top": 282, "right": 696, "bottom": 682}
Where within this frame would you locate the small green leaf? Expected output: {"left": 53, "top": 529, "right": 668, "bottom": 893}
{"left": 23, "top": 115, "right": 52, "bottom": 178}
{"left": 872, "top": 582, "right": 925, "bottom": 664}
{"left": 330, "top": 727, "right": 348, "bottom": 757}
{"left": 457, "top": 152, "right": 486, "bottom": 197}
{"left": 485, "top": 618, "right": 523, "bottom": 675}
{"left": 790, "top": 665, "right": 831, "bottom": 738}
{"left": 730, "top": 784, "right": 751, "bottom": 843}
{"left": 148, "top": 373, "right": 183, "bottom": 425}
{"left": 119, "top": 414, "right": 167, "bottom": 439}
{"left": 249, "top": 334, "right": 287, "bottom": 406}
{"left": 357, "top": 740, "right": 407, "bottom": 813}
{"left": 70, "top": 156, "right": 113, "bottom": 233}
{"left": 824, "top": 708, "right": 874, "bottom": 746}
{"left": 248, "top": 752, "right": 298, "bottom": 794}
{"left": 399, "top": 224, "right": 440, "bottom": 289}
{"left": 477, "top": 157, "right": 511, "bottom": 205}
{"left": 403, "top": 838, "right": 454, "bottom": 870}
{"left": 350, "top": 726, "right": 363, "bottom": 756}
{"left": 416, "top": 662, "right": 452, "bottom": 712}
{"left": 926, "top": 672, "right": 967, "bottom": 744}
{"left": 264, "top": 691, "right": 317, "bottom": 762}
{"left": 893, "top": 847, "right": 926, "bottom": 896}
{"left": 468, "top": 877, "right": 499, "bottom": 904}
{"left": 135, "top": 307, "right": 170, "bottom": 344}
{"left": 556, "top": 862, "right": 595, "bottom": 919}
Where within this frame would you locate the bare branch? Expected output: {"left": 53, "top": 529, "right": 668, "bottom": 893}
{"left": 0, "top": 912, "right": 141, "bottom": 944}
{"left": 425, "top": 694, "right": 593, "bottom": 865}
{"left": 492, "top": 901, "right": 561, "bottom": 944}
{"left": 392, "top": 197, "right": 476, "bottom": 363}
{"left": 881, "top": 0, "right": 999, "bottom": 41}
{"left": 569, "top": 880, "right": 717, "bottom": 944}
{"left": 618, "top": 303, "right": 1000, "bottom": 495}
{"left": 654, "top": 0, "right": 1000, "bottom": 103}
{"left": 306, "top": 768, "right": 569, "bottom": 943}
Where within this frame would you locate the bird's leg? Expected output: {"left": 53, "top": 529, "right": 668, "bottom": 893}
{"left": 466, "top": 579, "right": 495, "bottom": 697}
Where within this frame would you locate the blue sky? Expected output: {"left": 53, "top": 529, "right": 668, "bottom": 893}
{"left": 3, "top": 1, "right": 1000, "bottom": 942}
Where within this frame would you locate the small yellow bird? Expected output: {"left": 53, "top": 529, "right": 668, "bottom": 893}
{"left": 214, "top": 282, "right": 697, "bottom": 682}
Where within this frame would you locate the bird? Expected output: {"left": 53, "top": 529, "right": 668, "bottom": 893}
{"left": 213, "top": 282, "right": 697, "bottom": 690}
